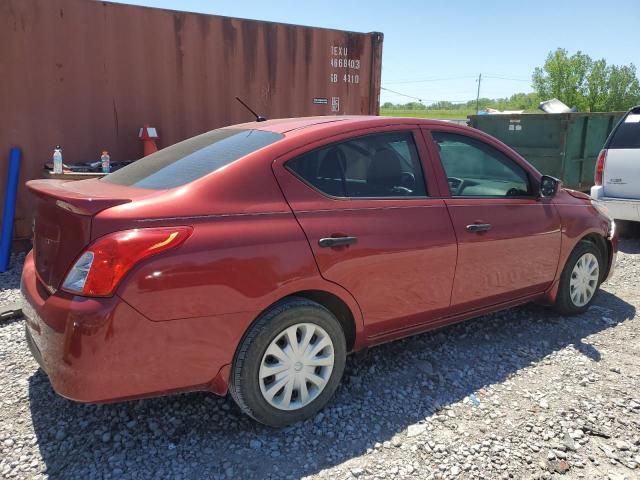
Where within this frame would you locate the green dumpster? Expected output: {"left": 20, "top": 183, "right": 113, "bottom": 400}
{"left": 468, "top": 112, "right": 625, "bottom": 191}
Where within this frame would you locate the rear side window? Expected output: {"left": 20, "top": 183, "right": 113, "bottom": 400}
{"left": 286, "top": 131, "right": 427, "bottom": 198}
{"left": 103, "top": 128, "right": 283, "bottom": 189}
{"left": 608, "top": 109, "right": 640, "bottom": 149}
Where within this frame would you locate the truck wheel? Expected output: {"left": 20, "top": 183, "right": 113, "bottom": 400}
{"left": 229, "top": 297, "right": 346, "bottom": 427}
{"left": 554, "top": 241, "right": 602, "bottom": 315}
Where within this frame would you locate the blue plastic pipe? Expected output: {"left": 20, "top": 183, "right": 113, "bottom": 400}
{"left": 0, "top": 147, "right": 22, "bottom": 272}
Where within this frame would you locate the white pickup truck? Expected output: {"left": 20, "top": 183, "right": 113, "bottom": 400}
{"left": 591, "top": 105, "right": 640, "bottom": 223}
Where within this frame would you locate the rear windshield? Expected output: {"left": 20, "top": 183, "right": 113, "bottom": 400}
{"left": 608, "top": 108, "right": 640, "bottom": 149}
{"left": 102, "top": 128, "right": 283, "bottom": 189}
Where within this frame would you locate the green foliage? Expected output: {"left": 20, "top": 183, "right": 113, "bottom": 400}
{"left": 380, "top": 108, "right": 476, "bottom": 119}
{"left": 532, "top": 48, "right": 640, "bottom": 111}
{"left": 380, "top": 92, "right": 541, "bottom": 117}
{"left": 606, "top": 65, "right": 640, "bottom": 110}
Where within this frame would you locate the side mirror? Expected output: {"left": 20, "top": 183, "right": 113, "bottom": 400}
{"left": 539, "top": 175, "right": 561, "bottom": 198}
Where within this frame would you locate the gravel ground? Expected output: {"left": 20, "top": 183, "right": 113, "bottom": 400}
{"left": 0, "top": 238, "right": 639, "bottom": 480}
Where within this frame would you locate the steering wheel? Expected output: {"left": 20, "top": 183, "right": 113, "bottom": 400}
{"left": 400, "top": 172, "right": 416, "bottom": 190}
{"left": 447, "top": 177, "right": 466, "bottom": 196}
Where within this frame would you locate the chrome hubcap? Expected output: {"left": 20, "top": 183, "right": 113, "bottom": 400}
{"left": 259, "top": 323, "right": 335, "bottom": 411}
{"left": 569, "top": 252, "right": 599, "bottom": 307}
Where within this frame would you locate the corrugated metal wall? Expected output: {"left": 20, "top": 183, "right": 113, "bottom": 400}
{"left": 0, "top": 0, "right": 383, "bottom": 241}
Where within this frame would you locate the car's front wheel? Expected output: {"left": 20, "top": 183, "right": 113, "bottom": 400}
{"left": 554, "top": 241, "right": 602, "bottom": 315}
{"left": 229, "top": 297, "right": 346, "bottom": 427}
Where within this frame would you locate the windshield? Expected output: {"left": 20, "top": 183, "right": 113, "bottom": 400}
{"left": 102, "top": 128, "right": 283, "bottom": 189}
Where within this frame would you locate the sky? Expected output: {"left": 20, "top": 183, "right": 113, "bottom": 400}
{"left": 113, "top": 0, "right": 640, "bottom": 105}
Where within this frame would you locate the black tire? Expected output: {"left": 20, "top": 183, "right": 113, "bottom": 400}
{"left": 229, "top": 297, "right": 347, "bottom": 427}
{"left": 554, "top": 241, "right": 603, "bottom": 315}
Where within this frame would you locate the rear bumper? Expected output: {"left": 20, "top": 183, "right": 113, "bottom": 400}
{"left": 20, "top": 251, "right": 235, "bottom": 403}
{"left": 590, "top": 186, "right": 640, "bottom": 222}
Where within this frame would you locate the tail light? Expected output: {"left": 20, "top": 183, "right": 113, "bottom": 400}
{"left": 595, "top": 149, "right": 607, "bottom": 186}
{"left": 62, "top": 227, "right": 193, "bottom": 297}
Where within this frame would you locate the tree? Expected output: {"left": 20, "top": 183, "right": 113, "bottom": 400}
{"left": 532, "top": 48, "right": 640, "bottom": 111}
{"left": 605, "top": 64, "right": 640, "bottom": 111}
{"left": 507, "top": 92, "right": 541, "bottom": 110}
{"left": 532, "top": 49, "right": 591, "bottom": 110}
{"left": 403, "top": 101, "right": 426, "bottom": 110}
{"left": 585, "top": 59, "right": 608, "bottom": 111}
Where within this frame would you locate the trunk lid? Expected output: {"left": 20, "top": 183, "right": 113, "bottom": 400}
{"left": 603, "top": 107, "right": 640, "bottom": 200}
{"left": 27, "top": 179, "right": 150, "bottom": 292}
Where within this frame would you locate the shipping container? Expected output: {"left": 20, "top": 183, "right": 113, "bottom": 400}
{"left": 0, "top": 0, "right": 383, "bottom": 242}
{"left": 468, "top": 112, "right": 624, "bottom": 191}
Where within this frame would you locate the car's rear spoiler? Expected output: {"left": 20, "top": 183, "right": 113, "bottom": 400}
{"left": 27, "top": 179, "right": 132, "bottom": 216}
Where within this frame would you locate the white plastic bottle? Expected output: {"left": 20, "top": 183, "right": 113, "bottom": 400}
{"left": 52, "top": 146, "right": 63, "bottom": 174}
{"left": 101, "top": 151, "right": 110, "bottom": 174}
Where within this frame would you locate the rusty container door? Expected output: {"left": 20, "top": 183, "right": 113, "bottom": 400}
{"left": 0, "top": 0, "right": 384, "bottom": 241}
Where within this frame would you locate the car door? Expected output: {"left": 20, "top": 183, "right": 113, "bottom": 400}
{"left": 423, "top": 127, "right": 562, "bottom": 313}
{"left": 272, "top": 126, "right": 458, "bottom": 339}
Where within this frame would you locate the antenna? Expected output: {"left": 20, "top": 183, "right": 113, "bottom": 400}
{"left": 235, "top": 97, "right": 267, "bottom": 122}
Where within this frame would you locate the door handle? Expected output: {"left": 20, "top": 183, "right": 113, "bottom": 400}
{"left": 318, "top": 236, "right": 358, "bottom": 248}
{"left": 466, "top": 223, "right": 492, "bottom": 233}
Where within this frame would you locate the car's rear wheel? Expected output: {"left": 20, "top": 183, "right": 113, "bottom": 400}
{"left": 229, "top": 297, "right": 346, "bottom": 427}
{"left": 554, "top": 241, "right": 602, "bottom": 315}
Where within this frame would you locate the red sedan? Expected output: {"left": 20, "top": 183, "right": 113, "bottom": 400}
{"left": 21, "top": 116, "right": 617, "bottom": 426}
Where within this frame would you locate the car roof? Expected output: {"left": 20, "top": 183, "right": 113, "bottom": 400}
{"left": 231, "top": 116, "right": 460, "bottom": 134}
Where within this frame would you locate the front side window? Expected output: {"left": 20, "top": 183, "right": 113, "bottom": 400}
{"left": 432, "top": 131, "right": 531, "bottom": 197}
{"left": 103, "top": 128, "right": 283, "bottom": 189}
{"left": 286, "top": 131, "right": 427, "bottom": 198}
